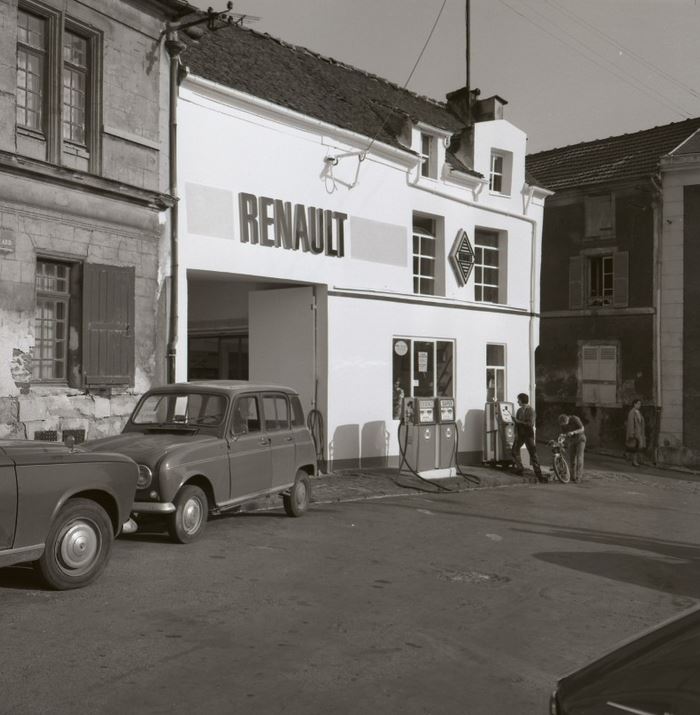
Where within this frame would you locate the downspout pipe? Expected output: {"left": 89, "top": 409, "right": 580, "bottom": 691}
{"left": 165, "top": 32, "right": 186, "bottom": 384}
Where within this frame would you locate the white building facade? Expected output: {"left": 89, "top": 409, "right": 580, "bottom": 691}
{"left": 174, "top": 29, "right": 548, "bottom": 469}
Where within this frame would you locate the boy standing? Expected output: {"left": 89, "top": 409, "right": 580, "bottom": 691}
{"left": 512, "top": 393, "right": 544, "bottom": 483}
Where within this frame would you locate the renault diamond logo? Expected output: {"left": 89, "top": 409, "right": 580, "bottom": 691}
{"left": 449, "top": 229, "right": 475, "bottom": 287}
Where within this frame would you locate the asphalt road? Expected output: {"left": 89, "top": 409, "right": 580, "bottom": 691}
{"left": 2, "top": 466, "right": 700, "bottom": 715}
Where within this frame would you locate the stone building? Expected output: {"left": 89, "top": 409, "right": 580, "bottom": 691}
{"left": 527, "top": 118, "right": 700, "bottom": 464}
{"left": 0, "top": 0, "right": 193, "bottom": 440}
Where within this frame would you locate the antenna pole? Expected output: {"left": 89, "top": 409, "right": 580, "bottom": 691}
{"left": 465, "top": 0, "right": 470, "bottom": 93}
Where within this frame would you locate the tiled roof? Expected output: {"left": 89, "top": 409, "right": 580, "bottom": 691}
{"left": 181, "top": 24, "right": 464, "bottom": 152}
{"left": 526, "top": 117, "right": 700, "bottom": 191}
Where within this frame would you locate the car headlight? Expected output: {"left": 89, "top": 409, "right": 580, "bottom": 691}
{"left": 136, "top": 464, "right": 153, "bottom": 489}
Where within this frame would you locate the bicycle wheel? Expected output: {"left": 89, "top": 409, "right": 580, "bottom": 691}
{"left": 553, "top": 454, "right": 571, "bottom": 483}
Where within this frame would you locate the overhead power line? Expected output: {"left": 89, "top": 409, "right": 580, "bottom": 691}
{"left": 364, "top": 0, "right": 448, "bottom": 156}
{"left": 546, "top": 0, "right": 700, "bottom": 103}
{"left": 496, "top": 0, "right": 694, "bottom": 119}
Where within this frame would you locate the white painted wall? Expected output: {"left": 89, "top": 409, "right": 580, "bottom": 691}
{"left": 659, "top": 159, "right": 700, "bottom": 448}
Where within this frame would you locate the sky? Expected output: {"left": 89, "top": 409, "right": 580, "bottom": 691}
{"left": 229, "top": 0, "right": 700, "bottom": 154}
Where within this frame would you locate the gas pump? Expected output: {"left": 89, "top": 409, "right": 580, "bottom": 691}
{"left": 483, "top": 401, "right": 516, "bottom": 466}
{"left": 399, "top": 397, "right": 437, "bottom": 473}
{"left": 435, "top": 397, "right": 457, "bottom": 470}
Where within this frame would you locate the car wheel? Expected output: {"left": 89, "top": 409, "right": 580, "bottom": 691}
{"left": 35, "top": 498, "right": 114, "bottom": 590}
{"left": 168, "top": 485, "right": 208, "bottom": 543}
{"left": 283, "top": 472, "right": 311, "bottom": 517}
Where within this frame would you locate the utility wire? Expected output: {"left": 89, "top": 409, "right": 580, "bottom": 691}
{"left": 496, "top": 0, "right": 693, "bottom": 119}
{"left": 546, "top": 0, "right": 700, "bottom": 102}
{"left": 364, "top": 0, "right": 448, "bottom": 156}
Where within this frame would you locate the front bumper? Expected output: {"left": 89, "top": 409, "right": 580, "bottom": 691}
{"left": 132, "top": 501, "right": 176, "bottom": 514}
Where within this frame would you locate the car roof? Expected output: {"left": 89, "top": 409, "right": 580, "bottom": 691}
{"left": 145, "top": 381, "right": 299, "bottom": 396}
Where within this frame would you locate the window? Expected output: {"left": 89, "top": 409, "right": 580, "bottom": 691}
{"left": 413, "top": 216, "right": 436, "bottom": 296}
{"left": 16, "top": 10, "right": 46, "bottom": 133}
{"left": 263, "top": 394, "right": 290, "bottom": 431}
{"left": 63, "top": 30, "right": 88, "bottom": 145}
{"left": 34, "top": 260, "right": 70, "bottom": 380}
{"left": 132, "top": 392, "right": 227, "bottom": 426}
{"left": 188, "top": 335, "right": 248, "bottom": 381}
{"left": 489, "top": 151, "right": 512, "bottom": 195}
{"left": 420, "top": 132, "right": 437, "bottom": 179}
{"left": 581, "top": 344, "right": 617, "bottom": 405}
{"left": 588, "top": 254, "right": 613, "bottom": 306}
{"left": 569, "top": 252, "right": 629, "bottom": 309}
{"left": 33, "top": 259, "right": 135, "bottom": 387}
{"left": 489, "top": 153, "right": 504, "bottom": 192}
{"left": 392, "top": 338, "right": 454, "bottom": 419}
{"left": 474, "top": 229, "right": 501, "bottom": 303}
{"left": 233, "top": 395, "right": 261, "bottom": 434}
{"left": 486, "top": 344, "right": 506, "bottom": 402}
{"left": 15, "top": 4, "right": 101, "bottom": 168}
{"left": 585, "top": 195, "right": 614, "bottom": 238}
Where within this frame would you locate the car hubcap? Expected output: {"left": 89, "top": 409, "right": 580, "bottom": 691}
{"left": 182, "top": 497, "right": 203, "bottom": 534}
{"left": 59, "top": 520, "right": 100, "bottom": 573}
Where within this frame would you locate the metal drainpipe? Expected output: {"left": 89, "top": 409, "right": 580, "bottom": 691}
{"left": 165, "top": 32, "right": 186, "bottom": 384}
{"left": 651, "top": 174, "right": 664, "bottom": 462}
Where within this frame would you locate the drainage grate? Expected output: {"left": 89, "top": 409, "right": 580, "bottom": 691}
{"left": 62, "top": 429, "right": 86, "bottom": 444}
{"left": 34, "top": 430, "right": 58, "bottom": 442}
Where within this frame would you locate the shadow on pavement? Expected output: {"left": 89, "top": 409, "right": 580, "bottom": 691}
{"left": 533, "top": 549, "right": 700, "bottom": 599}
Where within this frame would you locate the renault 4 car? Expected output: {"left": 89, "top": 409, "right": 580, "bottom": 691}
{"left": 83, "top": 381, "right": 317, "bottom": 543}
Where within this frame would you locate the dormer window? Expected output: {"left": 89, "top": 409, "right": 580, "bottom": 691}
{"left": 420, "top": 132, "right": 437, "bottom": 179}
{"left": 489, "top": 150, "right": 512, "bottom": 196}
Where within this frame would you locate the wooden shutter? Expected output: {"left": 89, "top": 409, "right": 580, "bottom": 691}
{"left": 569, "top": 255, "right": 584, "bottom": 309}
{"left": 83, "top": 263, "right": 135, "bottom": 386}
{"left": 612, "top": 251, "right": 629, "bottom": 307}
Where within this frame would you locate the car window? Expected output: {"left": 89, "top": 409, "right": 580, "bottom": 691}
{"left": 232, "top": 395, "right": 261, "bottom": 434}
{"left": 262, "top": 394, "right": 290, "bottom": 431}
{"left": 290, "top": 395, "right": 305, "bottom": 427}
{"left": 133, "top": 393, "right": 227, "bottom": 426}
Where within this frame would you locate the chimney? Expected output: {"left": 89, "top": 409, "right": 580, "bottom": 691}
{"left": 445, "top": 87, "right": 481, "bottom": 171}
{"left": 474, "top": 95, "right": 508, "bottom": 122}
{"left": 446, "top": 87, "right": 480, "bottom": 125}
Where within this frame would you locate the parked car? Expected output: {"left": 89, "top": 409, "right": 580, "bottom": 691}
{"left": 550, "top": 605, "right": 700, "bottom": 714}
{"left": 83, "top": 381, "right": 317, "bottom": 543}
{"left": 0, "top": 440, "right": 138, "bottom": 590}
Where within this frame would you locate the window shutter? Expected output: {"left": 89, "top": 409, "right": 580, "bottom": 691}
{"left": 569, "top": 256, "right": 584, "bottom": 309}
{"left": 612, "top": 251, "right": 629, "bottom": 307}
{"left": 598, "top": 345, "right": 617, "bottom": 381}
{"left": 581, "top": 346, "right": 600, "bottom": 380}
{"left": 83, "top": 263, "right": 135, "bottom": 386}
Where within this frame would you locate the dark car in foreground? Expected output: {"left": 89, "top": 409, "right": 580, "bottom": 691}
{"left": 83, "top": 381, "right": 317, "bottom": 543}
{"left": 0, "top": 440, "right": 138, "bottom": 590}
{"left": 550, "top": 606, "right": 700, "bottom": 714}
